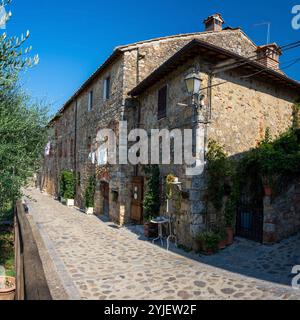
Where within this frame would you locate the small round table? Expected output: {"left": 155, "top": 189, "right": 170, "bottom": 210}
{"left": 151, "top": 217, "right": 169, "bottom": 247}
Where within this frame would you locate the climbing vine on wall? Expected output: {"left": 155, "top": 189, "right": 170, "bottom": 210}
{"left": 143, "top": 165, "right": 160, "bottom": 220}
{"left": 205, "top": 118, "right": 300, "bottom": 229}
{"left": 206, "top": 140, "right": 234, "bottom": 211}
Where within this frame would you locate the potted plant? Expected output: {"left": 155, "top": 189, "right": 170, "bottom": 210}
{"left": 143, "top": 215, "right": 158, "bottom": 238}
{"left": 197, "top": 231, "right": 220, "bottom": 255}
{"left": 143, "top": 165, "right": 160, "bottom": 238}
{"left": 262, "top": 176, "right": 274, "bottom": 197}
{"left": 0, "top": 276, "right": 16, "bottom": 300}
{"left": 224, "top": 196, "right": 236, "bottom": 246}
{"left": 84, "top": 175, "right": 96, "bottom": 215}
{"left": 216, "top": 228, "right": 227, "bottom": 250}
{"left": 59, "top": 170, "right": 76, "bottom": 207}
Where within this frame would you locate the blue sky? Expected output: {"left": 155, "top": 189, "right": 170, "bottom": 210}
{"left": 4, "top": 0, "right": 300, "bottom": 115}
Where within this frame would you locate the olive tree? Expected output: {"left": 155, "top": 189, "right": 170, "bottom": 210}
{"left": 0, "top": 0, "right": 48, "bottom": 219}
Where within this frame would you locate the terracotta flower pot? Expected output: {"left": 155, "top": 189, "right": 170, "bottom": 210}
{"left": 218, "top": 239, "right": 227, "bottom": 250}
{"left": 226, "top": 227, "right": 234, "bottom": 246}
{"left": 0, "top": 277, "right": 16, "bottom": 301}
{"left": 264, "top": 185, "right": 272, "bottom": 197}
{"left": 201, "top": 246, "right": 215, "bottom": 256}
{"left": 144, "top": 222, "right": 158, "bottom": 238}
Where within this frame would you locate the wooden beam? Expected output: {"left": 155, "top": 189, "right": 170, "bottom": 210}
{"left": 15, "top": 201, "right": 52, "bottom": 300}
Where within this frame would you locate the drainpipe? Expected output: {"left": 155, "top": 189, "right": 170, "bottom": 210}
{"left": 74, "top": 99, "right": 78, "bottom": 205}
{"left": 134, "top": 47, "right": 141, "bottom": 177}
{"left": 74, "top": 99, "right": 78, "bottom": 174}
{"left": 136, "top": 47, "right": 140, "bottom": 85}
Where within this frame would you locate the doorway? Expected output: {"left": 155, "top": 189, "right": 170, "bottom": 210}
{"left": 101, "top": 182, "right": 110, "bottom": 217}
{"left": 236, "top": 175, "right": 264, "bottom": 242}
{"left": 130, "top": 177, "right": 144, "bottom": 224}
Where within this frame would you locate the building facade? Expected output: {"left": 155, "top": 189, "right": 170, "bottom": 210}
{"left": 41, "top": 14, "right": 300, "bottom": 247}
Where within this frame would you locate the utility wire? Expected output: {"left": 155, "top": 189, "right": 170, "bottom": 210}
{"left": 200, "top": 43, "right": 300, "bottom": 92}
{"left": 240, "top": 57, "right": 300, "bottom": 79}
{"left": 212, "top": 41, "right": 300, "bottom": 74}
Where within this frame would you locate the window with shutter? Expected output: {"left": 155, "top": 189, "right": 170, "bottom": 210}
{"left": 88, "top": 90, "right": 93, "bottom": 111}
{"left": 158, "top": 85, "right": 167, "bottom": 120}
{"left": 103, "top": 77, "right": 110, "bottom": 100}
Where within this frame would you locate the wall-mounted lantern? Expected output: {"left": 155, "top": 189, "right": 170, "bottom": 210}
{"left": 184, "top": 72, "right": 202, "bottom": 96}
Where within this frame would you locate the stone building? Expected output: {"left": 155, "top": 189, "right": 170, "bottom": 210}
{"left": 41, "top": 14, "right": 300, "bottom": 247}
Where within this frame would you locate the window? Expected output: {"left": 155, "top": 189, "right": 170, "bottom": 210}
{"left": 103, "top": 77, "right": 110, "bottom": 101}
{"left": 70, "top": 139, "right": 74, "bottom": 157}
{"left": 158, "top": 85, "right": 167, "bottom": 120}
{"left": 88, "top": 90, "right": 93, "bottom": 111}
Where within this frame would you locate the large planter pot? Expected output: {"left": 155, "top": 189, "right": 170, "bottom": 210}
{"left": 193, "top": 240, "right": 202, "bottom": 253}
{"left": 66, "top": 199, "right": 74, "bottom": 207}
{"left": 201, "top": 245, "right": 216, "bottom": 256}
{"left": 263, "top": 185, "right": 272, "bottom": 197}
{"left": 144, "top": 222, "right": 158, "bottom": 238}
{"left": 85, "top": 207, "right": 94, "bottom": 215}
{"left": 218, "top": 239, "right": 227, "bottom": 250}
{"left": 226, "top": 227, "right": 234, "bottom": 246}
{"left": 0, "top": 277, "right": 16, "bottom": 301}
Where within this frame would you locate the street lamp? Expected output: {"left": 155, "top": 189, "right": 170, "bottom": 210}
{"left": 182, "top": 72, "right": 206, "bottom": 177}
{"left": 184, "top": 72, "right": 202, "bottom": 96}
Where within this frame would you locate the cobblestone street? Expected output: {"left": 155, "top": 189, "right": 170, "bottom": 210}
{"left": 25, "top": 188, "right": 300, "bottom": 300}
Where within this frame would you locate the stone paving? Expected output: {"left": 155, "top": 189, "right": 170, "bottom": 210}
{"left": 25, "top": 188, "right": 300, "bottom": 300}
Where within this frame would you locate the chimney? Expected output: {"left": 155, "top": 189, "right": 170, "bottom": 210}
{"left": 204, "top": 13, "right": 224, "bottom": 32}
{"left": 256, "top": 44, "right": 282, "bottom": 70}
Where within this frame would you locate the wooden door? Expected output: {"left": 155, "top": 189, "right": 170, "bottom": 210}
{"left": 130, "top": 177, "right": 144, "bottom": 224}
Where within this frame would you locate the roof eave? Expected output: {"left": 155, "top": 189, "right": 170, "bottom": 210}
{"left": 129, "top": 39, "right": 300, "bottom": 96}
{"left": 49, "top": 49, "right": 123, "bottom": 124}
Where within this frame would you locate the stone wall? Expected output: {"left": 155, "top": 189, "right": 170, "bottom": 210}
{"left": 136, "top": 53, "right": 299, "bottom": 248}
{"left": 41, "top": 26, "right": 299, "bottom": 242}
{"left": 208, "top": 71, "right": 297, "bottom": 156}
{"left": 264, "top": 178, "right": 300, "bottom": 244}
{"left": 123, "top": 29, "right": 256, "bottom": 94}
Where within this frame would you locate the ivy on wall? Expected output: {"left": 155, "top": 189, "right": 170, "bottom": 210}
{"left": 59, "top": 170, "right": 76, "bottom": 200}
{"left": 84, "top": 174, "right": 96, "bottom": 208}
{"left": 143, "top": 165, "right": 160, "bottom": 221}
{"left": 205, "top": 105, "right": 300, "bottom": 230}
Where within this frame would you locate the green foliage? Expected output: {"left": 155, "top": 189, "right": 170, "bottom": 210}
{"left": 165, "top": 174, "right": 176, "bottom": 200}
{"left": 224, "top": 194, "right": 237, "bottom": 227}
{"left": 0, "top": 1, "right": 47, "bottom": 217}
{"left": 143, "top": 165, "right": 160, "bottom": 220}
{"left": 59, "top": 171, "right": 76, "bottom": 200}
{"left": 0, "top": 1, "right": 39, "bottom": 90}
{"left": 292, "top": 102, "right": 300, "bottom": 130}
{"left": 84, "top": 175, "right": 96, "bottom": 208}
{"left": 0, "top": 228, "right": 15, "bottom": 277}
{"left": 0, "top": 90, "right": 48, "bottom": 214}
{"left": 206, "top": 140, "right": 233, "bottom": 210}
{"left": 238, "top": 128, "right": 300, "bottom": 184}
{"left": 197, "top": 231, "right": 220, "bottom": 251}
{"left": 165, "top": 173, "right": 182, "bottom": 214}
